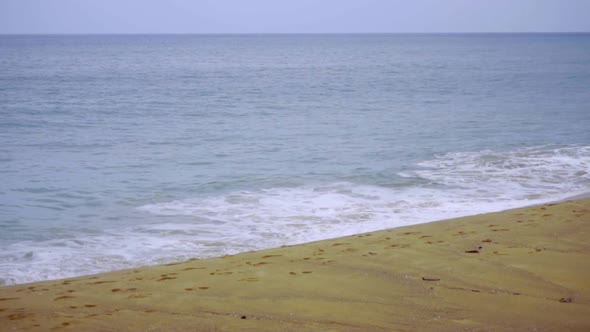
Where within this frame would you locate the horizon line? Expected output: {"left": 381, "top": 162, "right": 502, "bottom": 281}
{"left": 1, "top": 31, "right": 589, "bottom": 36}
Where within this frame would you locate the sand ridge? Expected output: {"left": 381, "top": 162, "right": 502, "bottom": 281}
{"left": 1, "top": 198, "right": 589, "bottom": 331}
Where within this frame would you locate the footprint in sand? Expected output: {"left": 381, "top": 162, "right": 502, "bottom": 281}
{"left": 182, "top": 267, "right": 206, "bottom": 271}
{"left": 331, "top": 242, "right": 351, "bottom": 247}
{"left": 185, "top": 287, "right": 210, "bottom": 290}
{"left": 253, "top": 262, "right": 270, "bottom": 267}
{"left": 8, "top": 313, "right": 34, "bottom": 320}
{"left": 53, "top": 296, "right": 76, "bottom": 301}
{"left": 88, "top": 280, "right": 116, "bottom": 285}
{"left": 128, "top": 294, "right": 149, "bottom": 299}
{"left": 157, "top": 276, "right": 177, "bottom": 281}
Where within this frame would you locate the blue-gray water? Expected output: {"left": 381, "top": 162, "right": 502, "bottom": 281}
{"left": 1, "top": 34, "right": 589, "bottom": 285}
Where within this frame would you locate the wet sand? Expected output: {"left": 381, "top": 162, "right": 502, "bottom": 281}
{"left": 1, "top": 198, "right": 589, "bottom": 331}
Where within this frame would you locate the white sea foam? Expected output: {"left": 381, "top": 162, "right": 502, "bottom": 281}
{"left": 2, "top": 145, "right": 589, "bottom": 285}
{"left": 402, "top": 145, "right": 590, "bottom": 199}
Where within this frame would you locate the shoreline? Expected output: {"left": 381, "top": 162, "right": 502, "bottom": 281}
{"left": 1, "top": 198, "right": 589, "bottom": 331}
{"left": 6, "top": 191, "right": 587, "bottom": 287}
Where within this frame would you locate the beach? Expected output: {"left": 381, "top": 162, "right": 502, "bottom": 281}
{"left": 1, "top": 6, "right": 590, "bottom": 332}
{"left": 1, "top": 197, "right": 589, "bottom": 331}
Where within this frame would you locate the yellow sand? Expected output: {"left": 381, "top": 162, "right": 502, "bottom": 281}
{"left": 1, "top": 198, "right": 589, "bottom": 331}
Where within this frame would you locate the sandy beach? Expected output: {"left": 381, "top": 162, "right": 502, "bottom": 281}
{"left": 1, "top": 198, "right": 589, "bottom": 331}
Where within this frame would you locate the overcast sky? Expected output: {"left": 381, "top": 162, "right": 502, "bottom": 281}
{"left": 1, "top": 0, "right": 589, "bottom": 34}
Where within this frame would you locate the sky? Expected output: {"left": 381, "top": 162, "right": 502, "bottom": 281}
{"left": 0, "top": 0, "right": 589, "bottom": 34}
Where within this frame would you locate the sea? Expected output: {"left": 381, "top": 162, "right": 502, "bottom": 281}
{"left": 1, "top": 34, "right": 589, "bottom": 285}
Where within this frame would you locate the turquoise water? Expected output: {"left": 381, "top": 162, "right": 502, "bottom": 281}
{"left": 1, "top": 34, "right": 589, "bottom": 285}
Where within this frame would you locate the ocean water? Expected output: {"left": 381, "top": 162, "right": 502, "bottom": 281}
{"left": 1, "top": 34, "right": 589, "bottom": 285}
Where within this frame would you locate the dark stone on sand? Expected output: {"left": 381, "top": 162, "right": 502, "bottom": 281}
{"left": 422, "top": 277, "right": 441, "bottom": 281}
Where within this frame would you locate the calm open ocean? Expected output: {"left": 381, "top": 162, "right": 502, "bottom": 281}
{"left": 1, "top": 34, "right": 589, "bottom": 285}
